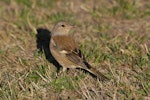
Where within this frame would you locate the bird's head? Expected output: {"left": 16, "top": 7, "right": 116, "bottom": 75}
{"left": 52, "top": 21, "right": 73, "bottom": 36}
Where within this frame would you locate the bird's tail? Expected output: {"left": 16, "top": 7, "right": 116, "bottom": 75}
{"left": 82, "top": 61, "right": 109, "bottom": 81}
{"left": 87, "top": 67, "right": 109, "bottom": 81}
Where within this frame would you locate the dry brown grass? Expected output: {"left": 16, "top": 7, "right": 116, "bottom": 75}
{"left": 0, "top": 0, "right": 150, "bottom": 99}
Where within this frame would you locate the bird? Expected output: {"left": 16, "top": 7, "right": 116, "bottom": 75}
{"left": 50, "top": 21, "right": 109, "bottom": 81}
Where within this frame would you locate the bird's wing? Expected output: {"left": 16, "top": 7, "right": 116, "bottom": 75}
{"left": 52, "top": 35, "right": 89, "bottom": 68}
{"left": 66, "top": 48, "right": 88, "bottom": 67}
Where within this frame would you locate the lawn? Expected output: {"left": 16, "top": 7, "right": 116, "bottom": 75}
{"left": 0, "top": 0, "right": 150, "bottom": 99}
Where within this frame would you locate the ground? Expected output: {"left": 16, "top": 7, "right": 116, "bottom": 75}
{"left": 0, "top": 0, "right": 150, "bottom": 100}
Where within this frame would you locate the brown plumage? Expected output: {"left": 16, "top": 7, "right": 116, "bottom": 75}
{"left": 50, "top": 21, "right": 109, "bottom": 80}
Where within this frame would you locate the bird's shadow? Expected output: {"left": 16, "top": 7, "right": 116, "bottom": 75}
{"left": 36, "top": 28, "right": 61, "bottom": 72}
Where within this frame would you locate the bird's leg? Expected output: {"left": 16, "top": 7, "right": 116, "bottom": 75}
{"left": 62, "top": 67, "right": 67, "bottom": 72}
{"left": 57, "top": 67, "right": 67, "bottom": 76}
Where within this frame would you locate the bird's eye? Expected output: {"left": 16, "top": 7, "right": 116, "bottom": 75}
{"left": 61, "top": 24, "right": 65, "bottom": 27}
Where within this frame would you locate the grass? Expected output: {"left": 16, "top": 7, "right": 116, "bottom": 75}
{"left": 0, "top": 0, "right": 150, "bottom": 99}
